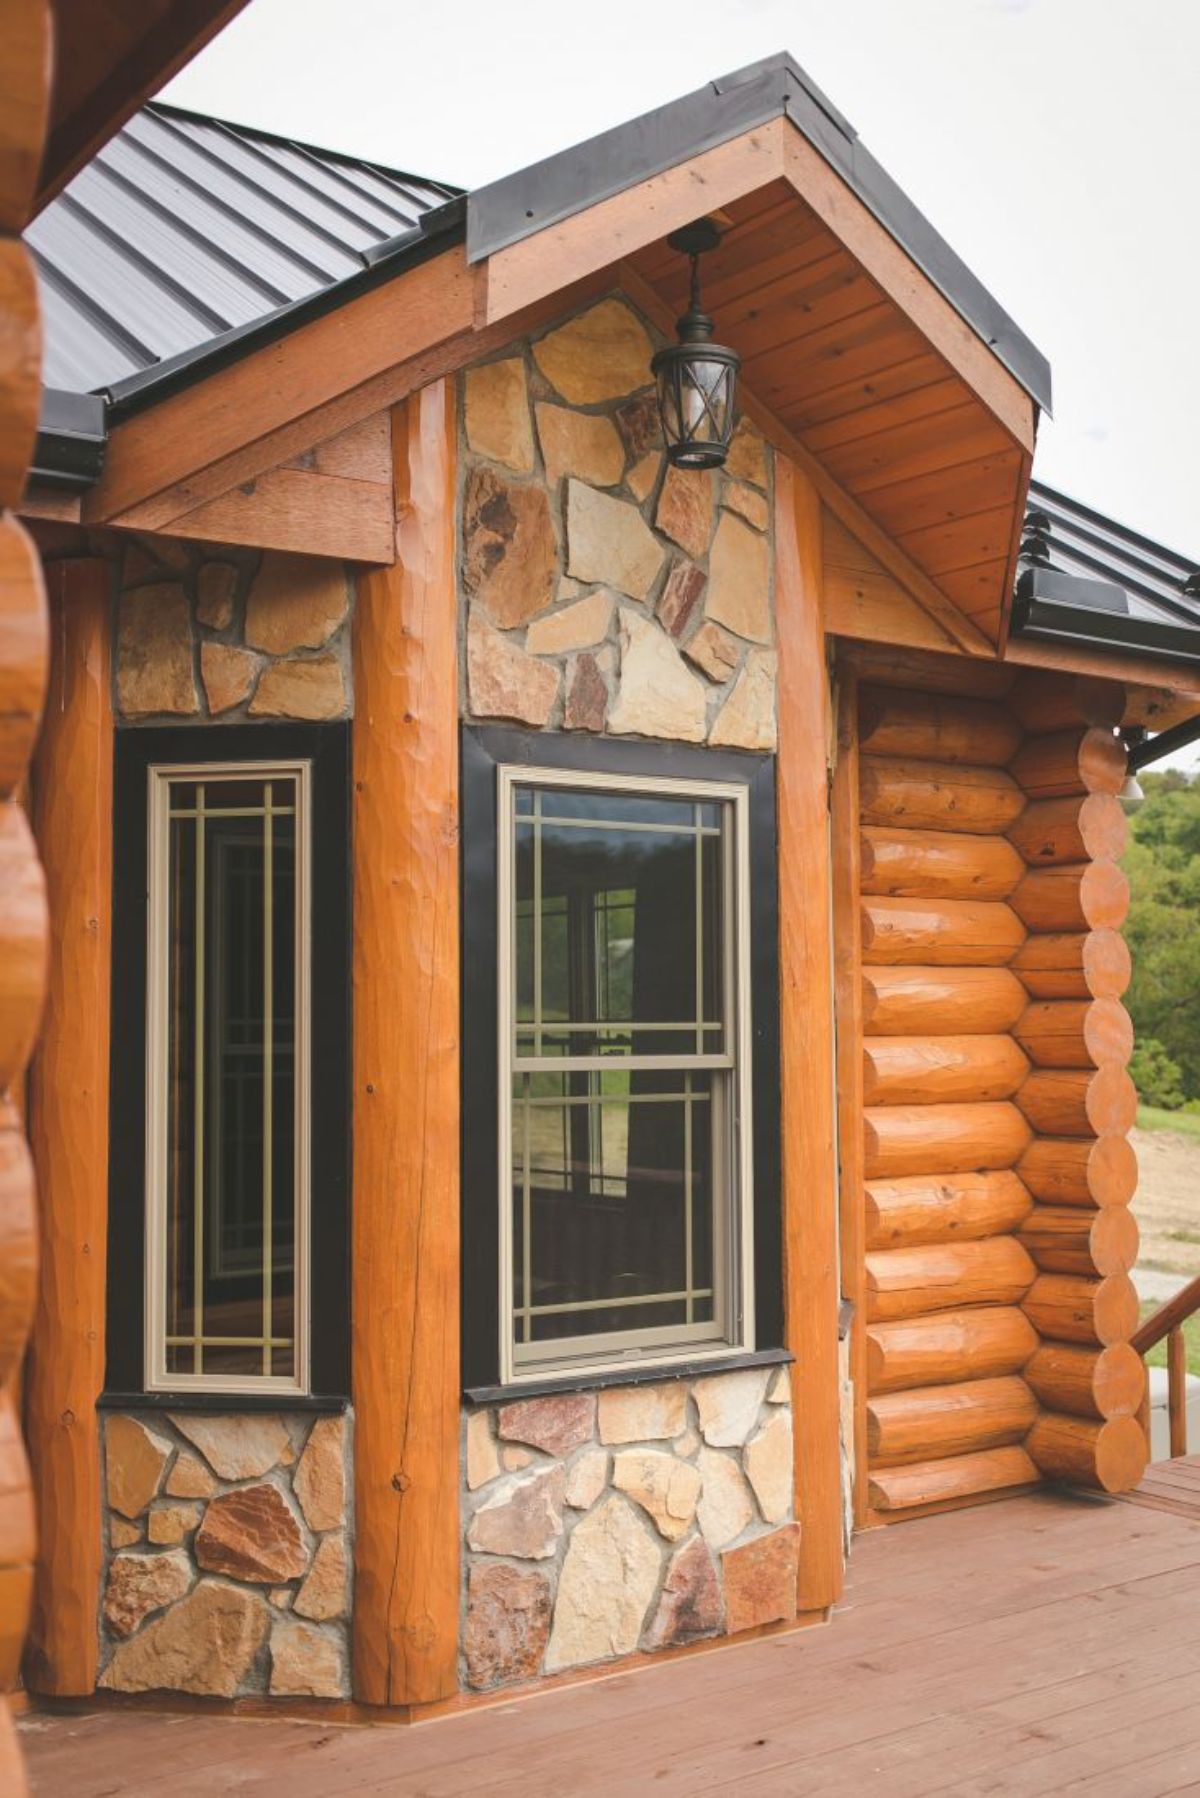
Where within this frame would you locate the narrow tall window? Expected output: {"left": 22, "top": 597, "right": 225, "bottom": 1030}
{"left": 146, "top": 764, "right": 309, "bottom": 1393}
{"left": 498, "top": 765, "right": 753, "bottom": 1382}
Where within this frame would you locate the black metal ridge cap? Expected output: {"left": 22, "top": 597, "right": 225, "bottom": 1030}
{"left": 31, "top": 387, "right": 107, "bottom": 489}
{"left": 466, "top": 51, "right": 1052, "bottom": 414}
{"left": 1012, "top": 563, "right": 1200, "bottom": 667}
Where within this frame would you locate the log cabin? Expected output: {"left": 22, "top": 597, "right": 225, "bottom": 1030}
{"left": 7, "top": 43, "right": 1200, "bottom": 1728}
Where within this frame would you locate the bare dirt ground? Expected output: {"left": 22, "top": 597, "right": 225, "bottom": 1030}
{"left": 1132, "top": 1125, "right": 1200, "bottom": 1275}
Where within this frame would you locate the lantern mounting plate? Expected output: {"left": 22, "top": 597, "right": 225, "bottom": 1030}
{"left": 666, "top": 218, "right": 722, "bottom": 258}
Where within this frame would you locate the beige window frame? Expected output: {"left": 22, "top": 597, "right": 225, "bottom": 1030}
{"left": 144, "top": 759, "right": 312, "bottom": 1396}
{"left": 497, "top": 762, "right": 755, "bottom": 1386}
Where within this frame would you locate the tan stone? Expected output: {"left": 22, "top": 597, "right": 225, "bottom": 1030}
{"left": 195, "top": 560, "right": 239, "bottom": 629}
{"left": 104, "top": 1549, "right": 193, "bottom": 1638}
{"left": 294, "top": 1532, "right": 348, "bottom": 1623}
{"left": 270, "top": 1587, "right": 294, "bottom": 1609}
{"left": 503, "top": 1446, "right": 534, "bottom": 1471}
{"left": 706, "top": 512, "right": 771, "bottom": 644}
{"left": 655, "top": 465, "right": 713, "bottom": 561}
{"left": 533, "top": 299, "right": 654, "bottom": 406}
{"left": 498, "top": 1392, "right": 596, "bottom": 1457}
{"left": 462, "top": 463, "right": 558, "bottom": 628}
{"left": 244, "top": 552, "right": 348, "bottom": 653}
{"left": 566, "top": 481, "right": 664, "bottom": 600}
{"left": 645, "top": 1535, "right": 723, "bottom": 1649}
{"left": 709, "top": 648, "right": 777, "bottom": 751}
{"left": 106, "top": 1416, "right": 171, "bottom": 1519}
{"left": 723, "top": 483, "right": 769, "bottom": 532}
{"left": 696, "top": 1446, "right": 754, "bottom": 1548}
{"left": 768, "top": 1367, "right": 791, "bottom": 1404}
{"left": 694, "top": 1367, "right": 771, "bottom": 1448}
{"left": 294, "top": 1416, "right": 345, "bottom": 1534}
{"left": 598, "top": 1380, "right": 687, "bottom": 1445}
{"left": 194, "top": 1483, "right": 308, "bottom": 1583}
{"left": 722, "top": 1522, "right": 800, "bottom": 1634}
{"left": 684, "top": 620, "right": 741, "bottom": 684}
{"left": 147, "top": 1501, "right": 201, "bottom": 1546}
{"left": 627, "top": 452, "right": 660, "bottom": 503}
{"left": 656, "top": 558, "right": 706, "bottom": 640}
{"left": 467, "top": 1465, "right": 565, "bottom": 1561}
{"left": 544, "top": 1495, "right": 660, "bottom": 1672}
{"left": 169, "top": 1414, "right": 291, "bottom": 1482}
{"left": 466, "top": 1411, "right": 500, "bottom": 1491}
{"left": 116, "top": 585, "right": 196, "bottom": 719}
{"left": 465, "top": 1563, "right": 552, "bottom": 1690}
{"left": 467, "top": 612, "right": 560, "bottom": 726}
{"left": 676, "top": 1428, "right": 701, "bottom": 1459}
{"left": 269, "top": 1618, "right": 345, "bottom": 1699}
{"left": 248, "top": 652, "right": 346, "bottom": 719}
{"left": 165, "top": 1452, "right": 217, "bottom": 1500}
{"left": 201, "top": 641, "right": 258, "bottom": 714}
{"left": 608, "top": 609, "right": 706, "bottom": 743}
{"left": 524, "top": 591, "right": 614, "bottom": 656}
{"left": 466, "top": 357, "right": 534, "bottom": 472}
{"left": 100, "top": 1581, "right": 269, "bottom": 1696}
{"left": 563, "top": 649, "right": 610, "bottom": 733}
{"left": 612, "top": 1450, "right": 701, "bottom": 1542}
{"left": 109, "top": 1518, "right": 142, "bottom": 1549}
{"left": 724, "top": 419, "right": 768, "bottom": 489}
{"left": 536, "top": 404, "right": 624, "bottom": 487}
{"left": 745, "top": 1409, "right": 793, "bottom": 1525}
{"left": 563, "top": 1447, "right": 608, "bottom": 1510}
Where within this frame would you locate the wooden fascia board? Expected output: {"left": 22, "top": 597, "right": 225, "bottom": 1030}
{"left": 994, "top": 447, "right": 1035, "bottom": 655}
{"left": 153, "top": 465, "right": 395, "bottom": 563}
{"left": 1003, "top": 634, "right": 1200, "bottom": 701}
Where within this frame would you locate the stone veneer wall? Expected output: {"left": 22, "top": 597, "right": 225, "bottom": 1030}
{"left": 98, "top": 1411, "right": 352, "bottom": 1699}
{"left": 459, "top": 294, "right": 776, "bottom": 746}
{"left": 114, "top": 535, "right": 353, "bottom": 724}
{"left": 461, "top": 1367, "right": 797, "bottom": 1691}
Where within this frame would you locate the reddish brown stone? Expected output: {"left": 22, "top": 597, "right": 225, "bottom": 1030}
{"left": 466, "top": 1465, "right": 565, "bottom": 1560}
{"left": 498, "top": 1392, "right": 596, "bottom": 1457}
{"left": 655, "top": 465, "right": 713, "bottom": 562}
{"left": 616, "top": 393, "right": 662, "bottom": 461}
{"left": 194, "top": 1483, "right": 308, "bottom": 1583}
{"left": 462, "top": 463, "right": 558, "bottom": 629}
{"left": 656, "top": 558, "right": 707, "bottom": 640}
{"left": 645, "top": 1535, "right": 723, "bottom": 1649}
{"left": 721, "top": 1522, "right": 801, "bottom": 1635}
{"left": 464, "top": 1562, "right": 553, "bottom": 1690}
{"left": 563, "top": 653, "right": 609, "bottom": 733}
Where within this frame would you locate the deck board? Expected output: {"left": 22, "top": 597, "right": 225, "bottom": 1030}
{"left": 20, "top": 1484, "right": 1200, "bottom": 1797}
{"left": 1115, "top": 1452, "right": 1200, "bottom": 1519}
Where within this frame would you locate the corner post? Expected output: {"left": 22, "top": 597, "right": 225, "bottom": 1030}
{"left": 352, "top": 380, "right": 461, "bottom": 1707}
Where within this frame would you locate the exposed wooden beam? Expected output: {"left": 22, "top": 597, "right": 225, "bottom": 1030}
{"left": 162, "top": 465, "right": 394, "bottom": 564}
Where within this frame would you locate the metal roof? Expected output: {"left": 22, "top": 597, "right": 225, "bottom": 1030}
{"left": 26, "top": 100, "right": 460, "bottom": 399}
{"left": 1014, "top": 480, "right": 1200, "bottom": 665}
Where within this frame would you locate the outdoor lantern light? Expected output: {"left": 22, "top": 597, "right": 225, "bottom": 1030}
{"left": 652, "top": 218, "right": 740, "bottom": 470}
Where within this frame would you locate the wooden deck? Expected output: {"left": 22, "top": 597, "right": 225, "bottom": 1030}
{"left": 20, "top": 1476, "right": 1200, "bottom": 1797}
{"left": 1115, "top": 1452, "right": 1200, "bottom": 1521}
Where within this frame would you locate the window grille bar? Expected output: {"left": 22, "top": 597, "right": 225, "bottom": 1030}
{"left": 192, "top": 785, "right": 206, "bottom": 1376}
{"left": 514, "top": 1287, "right": 714, "bottom": 1319}
{"left": 262, "top": 788, "right": 274, "bottom": 1378}
{"left": 517, "top": 813, "right": 720, "bottom": 838}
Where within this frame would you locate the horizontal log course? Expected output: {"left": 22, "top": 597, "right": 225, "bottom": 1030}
{"left": 860, "top": 826, "right": 1024, "bottom": 901}
{"left": 866, "top": 1169, "right": 1033, "bottom": 1250}
{"left": 1014, "top": 998, "right": 1134, "bottom": 1070}
{"left": 863, "top": 965, "right": 1028, "bottom": 1036}
{"left": 1011, "top": 929, "right": 1131, "bottom": 1000}
{"left": 1023, "top": 1272, "right": 1139, "bottom": 1346}
{"left": 1023, "top": 1341, "right": 1145, "bottom": 1420}
{"left": 862, "top": 896, "right": 1026, "bottom": 967}
{"left": 858, "top": 686, "right": 1023, "bottom": 767}
{"left": 859, "top": 756, "right": 1026, "bottom": 836}
{"left": 1006, "top": 793, "right": 1127, "bottom": 867}
{"left": 865, "top": 1101, "right": 1032, "bottom": 1178}
{"left": 1008, "top": 727, "right": 1126, "bottom": 800}
{"left": 1006, "top": 670, "right": 1126, "bottom": 736}
{"left": 868, "top": 1444, "right": 1039, "bottom": 1514}
{"left": 1017, "top": 1135, "right": 1138, "bottom": 1208}
{"left": 1009, "top": 861, "right": 1129, "bottom": 934}
{"left": 1024, "top": 1411, "right": 1146, "bottom": 1493}
{"left": 866, "top": 1305, "right": 1039, "bottom": 1394}
{"left": 868, "top": 1374, "right": 1039, "bottom": 1467}
{"left": 1017, "top": 1065, "right": 1137, "bottom": 1138}
{"left": 866, "top": 1236, "right": 1036, "bottom": 1322}
{"left": 863, "top": 1034, "right": 1029, "bottom": 1105}
{"left": 1018, "top": 1204, "right": 1139, "bottom": 1277}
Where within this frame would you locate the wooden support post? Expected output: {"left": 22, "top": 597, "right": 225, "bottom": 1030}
{"left": 351, "top": 381, "right": 460, "bottom": 1708}
{"left": 776, "top": 455, "right": 842, "bottom": 1608}
{"left": 24, "top": 560, "right": 112, "bottom": 1696}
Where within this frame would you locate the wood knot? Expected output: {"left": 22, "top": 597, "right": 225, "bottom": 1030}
{"left": 391, "top": 1470, "right": 411, "bottom": 1493}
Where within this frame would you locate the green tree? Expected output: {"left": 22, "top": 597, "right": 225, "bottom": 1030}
{"left": 1129, "top": 1035, "right": 1187, "bottom": 1109}
{"left": 1125, "top": 771, "right": 1200, "bottom": 1100}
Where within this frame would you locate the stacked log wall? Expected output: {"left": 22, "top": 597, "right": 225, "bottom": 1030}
{"left": 856, "top": 671, "right": 1146, "bottom": 1520}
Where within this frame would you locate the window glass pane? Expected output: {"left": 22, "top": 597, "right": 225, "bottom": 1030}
{"left": 162, "top": 774, "right": 299, "bottom": 1382}
{"left": 514, "top": 786, "right": 725, "bottom": 1059}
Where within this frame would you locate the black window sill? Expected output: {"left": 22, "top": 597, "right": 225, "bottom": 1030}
{"left": 99, "top": 1391, "right": 350, "bottom": 1416}
{"left": 464, "top": 1346, "right": 792, "bottom": 1410}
